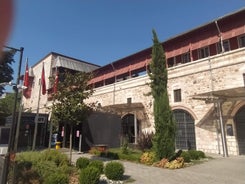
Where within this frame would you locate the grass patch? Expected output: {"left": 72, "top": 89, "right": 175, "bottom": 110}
{"left": 107, "top": 148, "right": 142, "bottom": 162}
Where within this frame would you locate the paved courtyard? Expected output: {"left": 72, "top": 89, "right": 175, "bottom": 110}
{"left": 70, "top": 151, "right": 245, "bottom": 184}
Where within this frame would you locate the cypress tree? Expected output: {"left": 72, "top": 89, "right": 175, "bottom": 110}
{"left": 149, "top": 29, "right": 175, "bottom": 160}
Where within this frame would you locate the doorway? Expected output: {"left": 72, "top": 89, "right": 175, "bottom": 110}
{"left": 121, "top": 114, "right": 139, "bottom": 143}
{"left": 234, "top": 105, "right": 245, "bottom": 155}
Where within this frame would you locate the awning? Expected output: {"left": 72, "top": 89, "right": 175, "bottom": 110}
{"left": 192, "top": 87, "right": 245, "bottom": 102}
{"left": 102, "top": 103, "right": 145, "bottom": 112}
{"left": 53, "top": 56, "right": 99, "bottom": 73}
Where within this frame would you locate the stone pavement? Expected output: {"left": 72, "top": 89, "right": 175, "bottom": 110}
{"left": 68, "top": 150, "right": 245, "bottom": 184}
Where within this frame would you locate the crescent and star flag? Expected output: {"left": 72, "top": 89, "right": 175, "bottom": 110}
{"left": 23, "top": 59, "right": 30, "bottom": 98}
{"left": 23, "top": 59, "right": 29, "bottom": 88}
{"left": 41, "top": 64, "right": 46, "bottom": 95}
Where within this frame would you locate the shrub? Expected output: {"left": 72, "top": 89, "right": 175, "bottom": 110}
{"left": 164, "top": 157, "right": 185, "bottom": 169}
{"left": 34, "top": 160, "right": 57, "bottom": 179}
{"left": 187, "top": 150, "right": 205, "bottom": 160}
{"left": 76, "top": 157, "right": 90, "bottom": 169}
{"left": 41, "top": 149, "right": 69, "bottom": 166}
{"left": 137, "top": 132, "right": 153, "bottom": 151}
{"left": 181, "top": 150, "right": 206, "bottom": 161}
{"left": 180, "top": 151, "right": 191, "bottom": 163}
{"left": 45, "top": 172, "right": 69, "bottom": 184}
{"left": 15, "top": 161, "right": 40, "bottom": 183}
{"left": 121, "top": 137, "right": 129, "bottom": 154}
{"left": 104, "top": 161, "right": 124, "bottom": 181}
{"left": 16, "top": 151, "right": 41, "bottom": 165}
{"left": 140, "top": 152, "right": 155, "bottom": 165}
{"left": 89, "top": 147, "right": 101, "bottom": 156}
{"left": 14, "top": 150, "right": 72, "bottom": 183}
{"left": 88, "top": 160, "right": 104, "bottom": 174}
{"left": 196, "top": 150, "right": 206, "bottom": 159}
{"left": 79, "top": 166, "right": 100, "bottom": 184}
{"left": 118, "top": 151, "right": 141, "bottom": 162}
{"left": 187, "top": 150, "right": 199, "bottom": 160}
{"left": 100, "top": 151, "right": 119, "bottom": 160}
{"left": 168, "top": 150, "right": 182, "bottom": 162}
{"left": 154, "top": 158, "right": 169, "bottom": 168}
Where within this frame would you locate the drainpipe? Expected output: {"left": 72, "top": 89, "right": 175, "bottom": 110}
{"left": 215, "top": 21, "right": 224, "bottom": 53}
{"left": 214, "top": 103, "right": 221, "bottom": 154}
{"left": 217, "top": 100, "right": 228, "bottom": 157}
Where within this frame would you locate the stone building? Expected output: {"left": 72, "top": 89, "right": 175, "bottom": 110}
{"left": 23, "top": 8, "right": 245, "bottom": 155}
{"left": 86, "top": 8, "right": 245, "bottom": 156}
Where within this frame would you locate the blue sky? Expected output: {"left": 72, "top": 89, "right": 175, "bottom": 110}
{"left": 5, "top": 0, "right": 245, "bottom": 84}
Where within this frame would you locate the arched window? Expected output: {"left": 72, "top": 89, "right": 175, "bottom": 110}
{"left": 173, "top": 109, "right": 196, "bottom": 150}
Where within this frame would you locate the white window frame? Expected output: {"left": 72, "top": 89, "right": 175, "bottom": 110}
{"left": 238, "top": 34, "right": 245, "bottom": 48}
{"left": 181, "top": 52, "right": 191, "bottom": 63}
{"left": 198, "top": 46, "right": 210, "bottom": 59}
{"left": 217, "top": 39, "right": 230, "bottom": 53}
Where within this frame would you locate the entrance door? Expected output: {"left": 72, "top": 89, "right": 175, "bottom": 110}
{"left": 122, "top": 114, "right": 139, "bottom": 143}
{"left": 173, "top": 109, "right": 196, "bottom": 150}
{"left": 235, "top": 106, "right": 245, "bottom": 155}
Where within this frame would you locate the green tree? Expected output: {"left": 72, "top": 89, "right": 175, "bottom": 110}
{"left": 0, "top": 50, "right": 16, "bottom": 95}
{"left": 0, "top": 93, "right": 18, "bottom": 125}
{"left": 149, "top": 30, "right": 175, "bottom": 160}
{"left": 51, "top": 70, "right": 93, "bottom": 163}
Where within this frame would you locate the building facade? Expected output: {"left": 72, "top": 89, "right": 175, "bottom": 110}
{"left": 23, "top": 8, "right": 245, "bottom": 155}
{"left": 22, "top": 52, "right": 100, "bottom": 113}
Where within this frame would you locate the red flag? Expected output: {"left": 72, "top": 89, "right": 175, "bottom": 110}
{"left": 53, "top": 68, "right": 58, "bottom": 93}
{"left": 23, "top": 61, "right": 29, "bottom": 88}
{"left": 23, "top": 60, "right": 29, "bottom": 98}
{"left": 41, "top": 64, "right": 46, "bottom": 95}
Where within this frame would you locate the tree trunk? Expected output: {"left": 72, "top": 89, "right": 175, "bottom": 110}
{"left": 62, "top": 123, "right": 67, "bottom": 148}
{"left": 69, "top": 125, "right": 73, "bottom": 164}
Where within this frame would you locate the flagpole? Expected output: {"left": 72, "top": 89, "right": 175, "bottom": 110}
{"left": 14, "top": 58, "right": 28, "bottom": 151}
{"left": 32, "top": 78, "right": 41, "bottom": 150}
{"left": 32, "top": 62, "right": 46, "bottom": 150}
{"left": 14, "top": 98, "right": 23, "bottom": 151}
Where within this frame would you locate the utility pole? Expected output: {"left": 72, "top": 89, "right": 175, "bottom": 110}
{"left": 2, "top": 46, "right": 24, "bottom": 184}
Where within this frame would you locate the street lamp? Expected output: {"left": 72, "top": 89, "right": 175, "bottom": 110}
{"left": 1, "top": 46, "right": 24, "bottom": 184}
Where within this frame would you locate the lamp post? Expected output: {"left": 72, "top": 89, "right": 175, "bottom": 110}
{"left": 1, "top": 46, "right": 24, "bottom": 184}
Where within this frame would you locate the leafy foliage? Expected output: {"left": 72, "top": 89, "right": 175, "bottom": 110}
{"left": 51, "top": 71, "right": 94, "bottom": 163}
{"left": 79, "top": 166, "right": 101, "bottom": 184}
{"left": 51, "top": 71, "right": 93, "bottom": 127}
{"left": 100, "top": 148, "right": 142, "bottom": 161}
{"left": 0, "top": 93, "right": 20, "bottom": 125}
{"left": 15, "top": 161, "right": 40, "bottom": 183}
{"left": 182, "top": 150, "right": 206, "bottom": 161}
{"left": 0, "top": 50, "right": 15, "bottom": 95}
{"left": 180, "top": 151, "right": 191, "bottom": 163}
{"left": 140, "top": 152, "right": 156, "bottom": 165}
{"left": 13, "top": 150, "right": 70, "bottom": 183}
{"left": 104, "top": 161, "right": 124, "bottom": 181}
{"left": 164, "top": 157, "right": 185, "bottom": 169}
{"left": 40, "top": 149, "right": 69, "bottom": 166}
{"left": 88, "top": 160, "right": 104, "bottom": 174}
{"left": 154, "top": 158, "right": 169, "bottom": 168}
{"left": 45, "top": 172, "right": 69, "bottom": 184}
{"left": 76, "top": 157, "right": 90, "bottom": 170}
{"left": 149, "top": 30, "right": 176, "bottom": 160}
{"left": 99, "top": 151, "right": 119, "bottom": 160}
{"left": 137, "top": 132, "right": 153, "bottom": 151}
